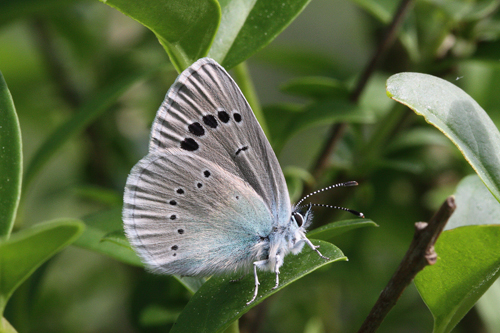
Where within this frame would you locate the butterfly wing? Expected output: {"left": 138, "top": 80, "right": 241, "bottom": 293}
{"left": 123, "top": 149, "right": 273, "bottom": 276}
{"left": 148, "top": 58, "right": 291, "bottom": 227}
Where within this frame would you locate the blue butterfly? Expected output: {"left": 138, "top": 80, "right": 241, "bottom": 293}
{"left": 123, "top": 58, "right": 362, "bottom": 304}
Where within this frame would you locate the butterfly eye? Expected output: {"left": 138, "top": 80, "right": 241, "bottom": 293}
{"left": 292, "top": 212, "right": 304, "bottom": 227}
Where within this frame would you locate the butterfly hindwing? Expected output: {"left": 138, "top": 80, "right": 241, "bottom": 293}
{"left": 148, "top": 58, "right": 291, "bottom": 227}
{"left": 123, "top": 149, "right": 274, "bottom": 276}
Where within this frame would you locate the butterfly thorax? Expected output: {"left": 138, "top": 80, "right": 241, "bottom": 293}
{"left": 254, "top": 209, "right": 310, "bottom": 272}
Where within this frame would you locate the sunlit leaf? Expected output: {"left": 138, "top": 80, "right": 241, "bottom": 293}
{"left": 387, "top": 72, "right": 500, "bottom": 202}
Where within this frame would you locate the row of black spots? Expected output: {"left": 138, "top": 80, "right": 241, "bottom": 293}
{"left": 180, "top": 110, "right": 242, "bottom": 152}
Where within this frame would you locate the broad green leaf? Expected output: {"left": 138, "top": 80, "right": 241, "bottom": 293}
{"left": 213, "top": 0, "right": 313, "bottom": 69}
{"left": 101, "top": 0, "right": 220, "bottom": 72}
{"left": 386, "top": 72, "right": 500, "bottom": 202}
{"left": 23, "top": 71, "right": 148, "bottom": 191}
{"left": 266, "top": 100, "right": 375, "bottom": 152}
{"left": 0, "top": 72, "right": 21, "bottom": 238}
{"left": 75, "top": 208, "right": 142, "bottom": 267}
{"left": 280, "top": 76, "right": 349, "bottom": 100}
{"left": 0, "top": 219, "right": 84, "bottom": 315}
{"left": 415, "top": 226, "right": 500, "bottom": 333}
{"left": 415, "top": 175, "right": 500, "bottom": 333}
{"left": 307, "top": 219, "right": 378, "bottom": 241}
{"left": 171, "top": 240, "right": 345, "bottom": 333}
{"left": 445, "top": 174, "right": 500, "bottom": 231}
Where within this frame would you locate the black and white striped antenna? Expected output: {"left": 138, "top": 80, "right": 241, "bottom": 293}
{"left": 296, "top": 181, "right": 364, "bottom": 218}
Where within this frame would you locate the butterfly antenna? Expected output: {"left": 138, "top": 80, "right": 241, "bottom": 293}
{"left": 296, "top": 181, "right": 359, "bottom": 207}
{"left": 310, "top": 203, "right": 364, "bottom": 218}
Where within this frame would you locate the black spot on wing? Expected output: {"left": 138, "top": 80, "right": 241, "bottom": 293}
{"left": 180, "top": 138, "right": 199, "bottom": 151}
{"left": 188, "top": 122, "right": 205, "bottom": 136}
{"left": 218, "top": 110, "right": 230, "bottom": 123}
{"left": 235, "top": 146, "right": 248, "bottom": 156}
{"left": 203, "top": 115, "right": 218, "bottom": 128}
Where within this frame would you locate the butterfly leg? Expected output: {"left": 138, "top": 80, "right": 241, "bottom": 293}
{"left": 272, "top": 254, "right": 281, "bottom": 290}
{"left": 247, "top": 260, "right": 267, "bottom": 305}
{"left": 304, "top": 237, "right": 329, "bottom": 260}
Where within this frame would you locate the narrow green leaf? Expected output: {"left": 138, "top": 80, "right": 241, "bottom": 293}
{"left": 387, "top": 73, "right": 500, "bottom": 202}
{"left": 307, "top": 219, "right": 378, "bottom": 241}
{"left": 171, "top": 240, "right": 345, "bottom": 333}
{"left": 76, "top": 208, "right": 205, "bottom": 293}
{"left": 0, "top": 72, "right": 22, "bottom": 238}
{"left": 415, "top": 226, "right": 500, "bottom": 333}
{"left": 75, "top": 208, "right": 142, "bottom": 267}
{"left": 266, "top": 100, "right": 375, "bottom": 152}
{"left": 0, "top": 219, "right": 84, "bottom": 315}
{"left": 213, "top": 0, "right": 313, "bottom": 69}
{"left": 101, "top": 0, "right": 220, "bottom": 72}
{"left": 415, "top": 175, "right": 500, "bottom": 333}
{"left": 384, "top": 127, "right": 452, "bottom": 154}
{"left": 280, "top": 76, "right": 349, "bottom": 100}
{"left": 23, "top": 71, "right": 147, "bottom": 191}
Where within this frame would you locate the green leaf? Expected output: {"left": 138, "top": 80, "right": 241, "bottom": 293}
{"left": 266, "top": 100, "right": 375, "bottom": 152}
{"left": 445, "top": 174, "right": 500, "bottom": 231}
{"left": 0, "top": 72, "right": 22, "bottom": 238}
{"left": 414, "top": 175, "right": 500, "bottom": 333}
{"left": 476, "top": 279, "right": 500, "bottom": 333}
{"left": 76, "top": 208, "right": 205, "bottom": 293}
{"left": 23, "top": 71, "right": 148, "bottom": 191}
{"left": 212, "top": 0, "right": 313, "bottom": 69}
{"left": 414, "top": 226, "right": 500, "bottom": 333}
{"left": 0, "top": 219, "right": 84, "bottom": 315}
{"left": 74, "top": 208, "right": 142, "bottom": 267}
{"left": 0, "top": 0, "right": 79, "bottom": 26}
{"left": 1, "top": 317, "right": 17, "bottom": 333}
{"left": 384, "top": 127, "right": 452, "bottom": 154}
{"left": 101, "top": 0, "right": 221, "bottom": 72}
{"left": 307, "top": 219, "right": 378, "bottom": 241}
{"left": 280, "top": 76, "right": 349, "bottom": 100}
{"left": 386, "top": 72, "right": 500, "bottom": 202}
{"left": 171, "top": 240, "right": 345, "bottom": 333}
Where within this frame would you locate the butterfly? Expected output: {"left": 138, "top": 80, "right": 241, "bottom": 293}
{"left": 123, "top": 58, "right": 363, "bottom": 304}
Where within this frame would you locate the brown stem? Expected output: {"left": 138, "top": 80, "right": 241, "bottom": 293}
{"left": 357, "top": 196, "right": 456, "bottom": 333}
{"left": 306, "top": 0, "right": 415, "bottom": 193}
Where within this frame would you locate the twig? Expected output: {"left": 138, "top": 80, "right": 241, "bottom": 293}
{"left": 306, "top": 0, "right": 415, "bottom": 193}
{"left": 357, "top": 196, "right": 456, "bottom": 333}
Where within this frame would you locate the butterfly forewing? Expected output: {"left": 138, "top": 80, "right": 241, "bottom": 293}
{"left": 148, "top": 58, "right": 291, "bottom": 227}
{"left": 124, "top": 150, "right": 274, "bottom": 276}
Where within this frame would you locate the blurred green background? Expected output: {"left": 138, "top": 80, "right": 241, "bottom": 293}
{"left": 1, "top": 0, "right": 500, "bottom": 332}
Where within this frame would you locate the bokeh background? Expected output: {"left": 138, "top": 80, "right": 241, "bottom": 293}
{"left": 1, "top": 0, "right": 500, "bottom": 332}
